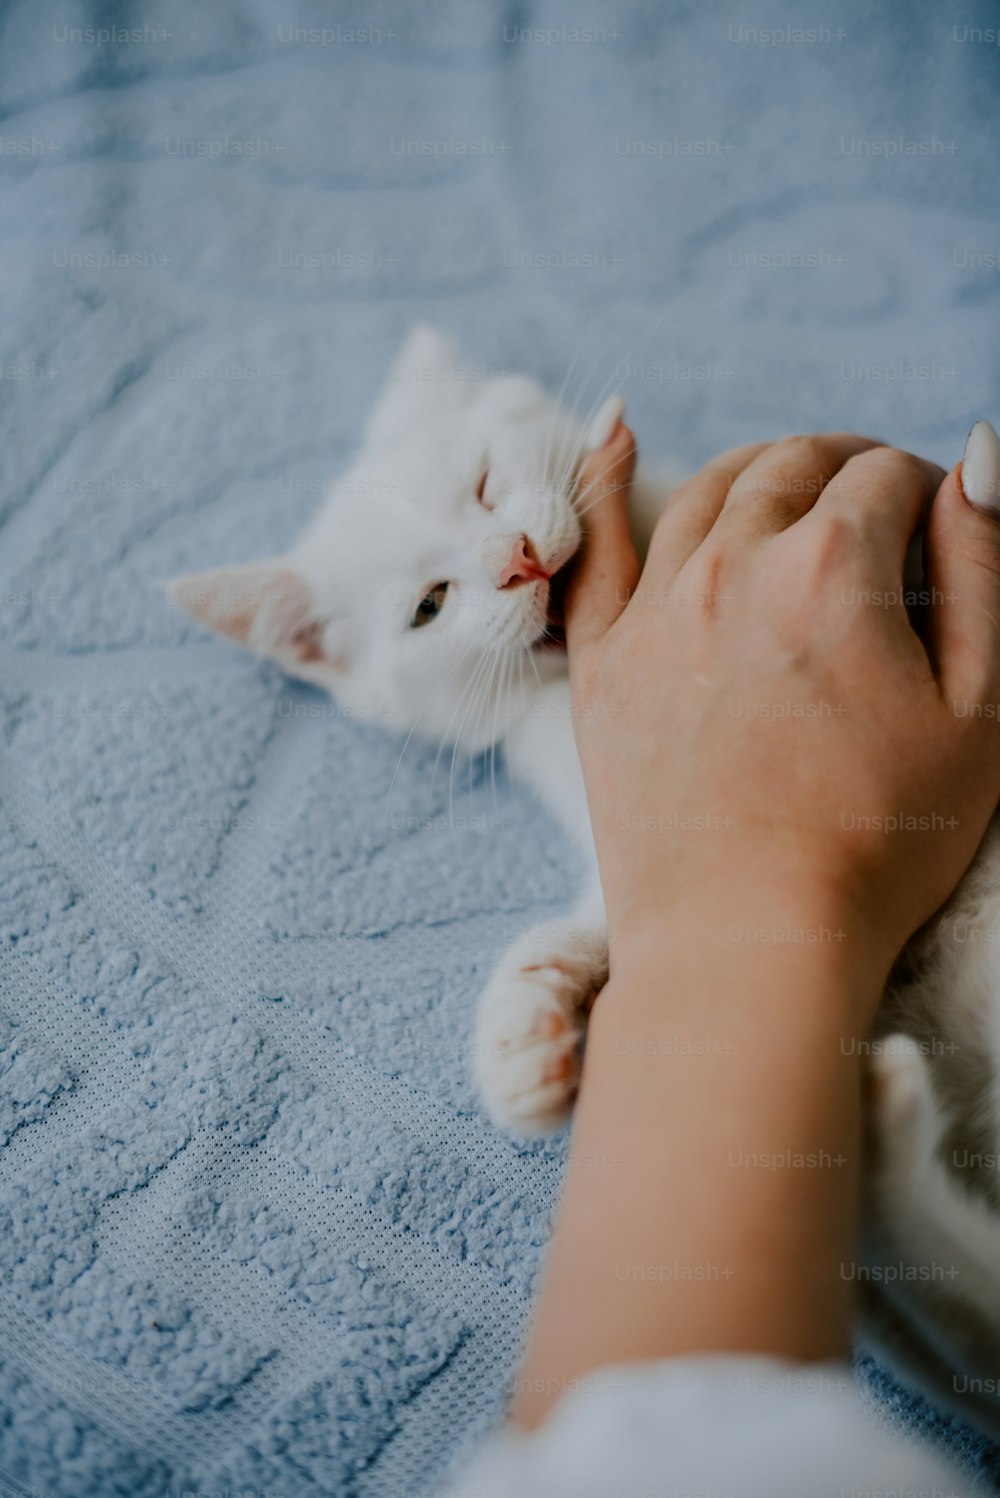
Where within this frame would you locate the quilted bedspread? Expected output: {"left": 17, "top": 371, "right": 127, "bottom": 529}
{"left": 1, "top": 0, "right": 999, "bottom": 1493}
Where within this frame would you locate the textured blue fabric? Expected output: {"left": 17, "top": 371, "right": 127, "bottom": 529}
{"left": 1, "top": 0, "right": 999, "bottom": 1493}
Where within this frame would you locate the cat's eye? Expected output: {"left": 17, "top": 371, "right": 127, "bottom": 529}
{"left": 475, "top": 469, "right": 493, "bottom": 510}
{"left": 410, "top": 582, "right": 449, "bottom": 628}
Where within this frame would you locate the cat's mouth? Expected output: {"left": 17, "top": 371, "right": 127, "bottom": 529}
{"left": 531, "top": 562, "right": 572, "bottom": 651}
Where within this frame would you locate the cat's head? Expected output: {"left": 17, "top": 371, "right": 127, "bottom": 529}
{"left": 167, "top": 325, "right": 614, "bottom": 749}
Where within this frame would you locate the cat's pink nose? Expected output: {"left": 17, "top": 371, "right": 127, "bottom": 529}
{"left": 497, "top": 534, "right": 551, "bottom": 589}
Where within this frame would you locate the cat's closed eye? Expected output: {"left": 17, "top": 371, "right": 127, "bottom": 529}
{"left": 476, "top": 469, "right": 493, "bottom": 510}
{"left": 411, "top": 582, "right": 449, "bottom": 628}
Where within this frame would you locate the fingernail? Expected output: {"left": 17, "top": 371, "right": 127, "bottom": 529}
{"left": 961, "top": 420, "right": 1000, "bottom": 511}
{"left": 586, "top": 395, "right": 625, "bottom": 452}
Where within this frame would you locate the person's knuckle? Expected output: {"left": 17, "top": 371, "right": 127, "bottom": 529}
{"left": 685, "top": 545, "right": 730, "bottom": 612}
{"left": 705, "top": 441, "right": 771, "bottom": 479}
{"left": 811, "top": 506, "right": 864, "bottom": 561}
{"left": 845, "top": 446, "right": 927, "bottom": 491}
{"left": 774, "top": 433, "right": 829, "bottom": 468}
{"left": 755, "top": 435, "right": 840, "bottom": 498}
{"left": 892, "top": 448, "right": 932, "bottom": 487}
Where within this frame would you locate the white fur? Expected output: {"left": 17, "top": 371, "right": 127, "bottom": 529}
{"left": 168, "top": 324, "right": 676, "bottom": 1135}
{"left": 170, "top": 326, "right": 1000, "bottom": 1361}
{"left": 862, "top": 820, "right": 1000, "bottom": 1376}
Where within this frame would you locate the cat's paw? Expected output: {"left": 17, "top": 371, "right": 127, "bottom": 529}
{"left": 473, "top": 919, "right": 608, "bottom": 1135}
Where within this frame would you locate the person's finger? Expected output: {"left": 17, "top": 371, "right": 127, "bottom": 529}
{"left": 803, "top": 447, "right": 945, "bottom": 580}
{"left": 644, "top": 442, "right": 772, "bottom": 579}
{"left": 923, "top": 423, "right": 1000, "bottom": 709}
{"left": 714, "top": 433, "right": 884, "bottom": 537}
{"left": 565, "top": 422, "right": 640, "bottom": 650}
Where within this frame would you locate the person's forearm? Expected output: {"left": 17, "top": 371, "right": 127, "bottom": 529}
{"left": 511, "top": 900, "right": 884, "bottom": 1430}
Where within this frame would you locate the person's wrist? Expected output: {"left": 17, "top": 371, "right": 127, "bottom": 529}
{"left": 598, "top": 876, "right": 891, "bottom": 1034}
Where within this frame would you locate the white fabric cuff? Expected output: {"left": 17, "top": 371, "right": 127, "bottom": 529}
{"left": 441, "top": 1355, "right": 973, "bottom": 1498}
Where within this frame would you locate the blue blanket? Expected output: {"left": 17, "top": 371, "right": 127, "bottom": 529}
{"left": 2, "top": 1, "right": 999, "bottom": 1492}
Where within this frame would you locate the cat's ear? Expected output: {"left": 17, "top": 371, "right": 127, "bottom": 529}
{"left": 165, "top": 561, "right": 333, "bottom": 667}
{"left": 364, "top": 323, "right": 462, "bottom": 447}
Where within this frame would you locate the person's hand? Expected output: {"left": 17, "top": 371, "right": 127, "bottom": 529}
{"left": 567, "top": 423, "right": 1000, "bottom": 997}
{"left": 515, "top": 420, "right": 1000, "bottom": 1427}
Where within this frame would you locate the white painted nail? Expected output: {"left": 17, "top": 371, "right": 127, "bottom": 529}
{"left": 586, "top": 395, "right": 625, "bottom": 452}
{"left": 961, "top": 420, "right": 1000, "bottom": 512}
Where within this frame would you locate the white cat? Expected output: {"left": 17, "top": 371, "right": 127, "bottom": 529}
{"left": 168, "top": 323, "right": 676, "bottom": 1133}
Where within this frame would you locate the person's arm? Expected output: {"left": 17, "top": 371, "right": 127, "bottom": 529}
{"left": 512, "top": 421, "right": 1000, "bottom": 1430}
{"left": 513, "top": 921, "right": 874, "bottom": 1419}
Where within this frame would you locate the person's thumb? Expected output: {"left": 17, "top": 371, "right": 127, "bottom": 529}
{"left": 924, "top": 421, "right": 1000, "bottom": 712}
{"left": 564, "top": 420, "right": 640, "bottom": 652}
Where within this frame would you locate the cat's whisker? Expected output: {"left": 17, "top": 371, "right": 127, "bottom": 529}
{"left": 541, "top": 355, "right": 578, "bottom": 495}
{"left": 555, "top": 387, "right": 625, "bottom": 500}
{"left": 551, "top": 377, "right": 596, "bottom": 494}
{"left": 551, "top": 362, "right": 622, "bottom": 496}
{"left": 554, "top": 402, "right": 605, "bottom": 494}
{"left": 485, "top": 656, "right": 501, "bottom": 816}
{"left": 546, "top": 350, "right": 598, "bottom": 491}
{"left": 432, "top": 645, "right": 493, "bottom": 806}
{"left": 491, "top": 650, "right": 514, "bottom": 813}
{"left": 383, "top": 638, "right": 480, "bottom": 825}
{"left": 450, "top": 659, "right": 496, "bottom": 828}
{"left": 488, "top": 649, "right": 513, "bottom": 815}
{"left": 446, "top": 643, "right": 501, "bottom": 826}
{"left": 462, "top": 654, "right": 495, "bottom": 812}
{"left": 477, "top": 647, "right": 509, "bottom": 824}
{"left": 523, "top": 640, "right": 543, "bottom": 693}
{"left": 551, "top": 314, "right": 665, "bottom": 504}
{"left": 574, "top": 471, "right": 634, "bottom": 521}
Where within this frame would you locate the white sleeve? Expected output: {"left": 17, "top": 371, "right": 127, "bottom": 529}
{"left": 441, "top": 1355, "right": 974, "bottom": 1498}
